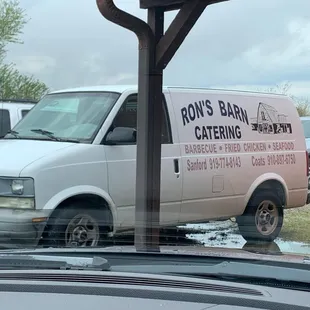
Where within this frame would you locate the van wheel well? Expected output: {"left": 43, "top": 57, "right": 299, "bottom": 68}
{"left": 249, "top": 180, "right": 286, "bottom": 206}
{"left": 43, "top": 194, "right": 113, "bottom": 238}
{"left": 236, "top": 180, "right": 286, "bottom": 242}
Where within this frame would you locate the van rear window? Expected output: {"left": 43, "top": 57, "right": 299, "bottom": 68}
{"left": 21, "top": 109, "right": 30, "bottom": 118}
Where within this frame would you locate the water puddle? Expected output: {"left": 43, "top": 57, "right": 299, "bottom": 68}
{"left": 275, "top": 240, "right": 310, "bottom": 255}
{"left": 100, "top": 219, "right": 310, "bottom": 256}
{"left": 182, "top": 220, "right": 310, "bottom": 256}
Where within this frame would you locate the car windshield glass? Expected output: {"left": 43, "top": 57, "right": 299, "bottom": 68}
{"left": 5, "top": 92, "right": 120, "bottom": 143}
{"left": 301, "top": 119, "right": 310, "bottom": 138}
{"left": 4, "top": 2, "right": 310, "bottom": 294}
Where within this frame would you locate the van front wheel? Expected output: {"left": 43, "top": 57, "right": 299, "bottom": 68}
{"left": 236, "top": 191, "right": 283, "bottom": 242}
{"left": 44, "top": 202, "right": 109, "bottom": 247}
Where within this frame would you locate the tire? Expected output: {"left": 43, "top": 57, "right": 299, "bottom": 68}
{"left": 236, "top": 191, "right": 283, "bottom": 242}
{"left": 44, "top": 201, "right": 110, "bottom": 247}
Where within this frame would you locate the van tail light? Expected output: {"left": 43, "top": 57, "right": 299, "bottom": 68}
{"left": 307, "top": 151, "right": 309, "bottom": 177}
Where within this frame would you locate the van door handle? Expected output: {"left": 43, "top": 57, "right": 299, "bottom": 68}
{"left": 173, "top": 159, "right": 180, "bottom": 178}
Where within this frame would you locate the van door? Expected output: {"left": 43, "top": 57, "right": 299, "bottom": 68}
{"left": 169, "top": 89, "right": 238, "bottom": 224}
{"left": 103, "top": 93, "right": 182, "bottom": 228}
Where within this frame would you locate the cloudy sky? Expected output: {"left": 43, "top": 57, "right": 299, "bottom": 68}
{"left": 5, "top": 0, "right": 310, "bottom": 97}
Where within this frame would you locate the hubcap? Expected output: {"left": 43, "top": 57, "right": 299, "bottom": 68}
{"left": 255, "top": 200, "right": 279, "bottom": 236}
{"left": 65, "top": 214, "right": 100, "bottom": 247}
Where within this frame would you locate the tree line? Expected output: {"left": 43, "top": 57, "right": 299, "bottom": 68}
{"left": 261, "top": 82, "right": 310, "bottom": 117}
{"left": 0, "top": 0, "right": 48, "bottom": 101}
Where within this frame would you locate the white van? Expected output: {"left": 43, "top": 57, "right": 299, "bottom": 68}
{"left": 299, "top": 116, "right": 310, "bottom": 186}
{"left": 300, "top": 116, "right": 310, "bottom": 153}
{"left": 0, "top": 99, "right": 35, "bottom": 137}
{"left": 1, "top": 85, "right": 308, "bottom": 247}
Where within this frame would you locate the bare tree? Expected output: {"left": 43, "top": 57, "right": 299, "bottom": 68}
{"left": 260, "top": 81, "right": 310, "bottom": 117}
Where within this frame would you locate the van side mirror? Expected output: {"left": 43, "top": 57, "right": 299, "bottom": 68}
{"left": 105, "top": 127, "right": 136, "bottom": 145}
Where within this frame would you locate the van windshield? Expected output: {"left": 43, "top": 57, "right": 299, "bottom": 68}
{"left": 5, "top": 92, "right": 120, "bottom": 143}
{"left": 301, "top": 119, "right": 310, "bottom": 139}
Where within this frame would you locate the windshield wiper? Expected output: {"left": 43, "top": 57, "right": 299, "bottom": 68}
{"left": 6, "top": 130, "right": 20, "bottom": 138}
{"left": 31, "top": 129, "right": 59, "bottom": 140}
{"left": 30, "top": 129, "right": 80, "bottom": 143}
{"left": 0, "top": 254, "right": 110, "bottom": 271}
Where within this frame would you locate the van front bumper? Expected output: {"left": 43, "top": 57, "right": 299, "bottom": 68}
{"left": 0, "top": 208, "right": 51, "bottom": 248}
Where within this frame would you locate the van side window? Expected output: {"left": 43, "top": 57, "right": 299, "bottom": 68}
{"left": 21, "top": 110, "right": 29, "bottom": 118}
{"left": 112, "top": 94, "right": 172, "bottom": 144}
{"left": 0, "top": 109, "right": 11, "bottom": 137}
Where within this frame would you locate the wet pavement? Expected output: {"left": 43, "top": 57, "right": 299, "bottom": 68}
{"left": 111, "top": 219, "right": 310, "bottom": 256}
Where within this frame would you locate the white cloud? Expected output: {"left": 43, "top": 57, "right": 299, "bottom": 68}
{"left": 101, "top": 73, "right": 136, "bottom": 85}
{"left": 211, "top": 80, "right": 310, "bottom": 97}
{"left": 243, "top": 18, "right": 310, "bottom": 69}
{"left": 5, "top": 0, "right": 310, "bottom": 95}
{"left": 11, "top": 55, "right": 56, "bottom": 75}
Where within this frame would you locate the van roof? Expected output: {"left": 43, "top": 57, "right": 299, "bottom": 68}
{"left": 0, "top": 98, "right": 37, "bottom": 104}
{"left": 2, "top": 102, "right": 35, "bottom": 110}
{"left": 49, "top": 85, "right": 287, "bottom": 98}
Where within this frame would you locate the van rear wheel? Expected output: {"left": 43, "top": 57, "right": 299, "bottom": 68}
{"left": 236, "top": 191, "right": 283, "bottom": 242}
{"left": 44, "top": 202, "right": 109, "bottom": 247}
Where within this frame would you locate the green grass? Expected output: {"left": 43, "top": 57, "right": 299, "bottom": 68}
{"left": 280, "top": 206, "right": 310, "bottom": 243}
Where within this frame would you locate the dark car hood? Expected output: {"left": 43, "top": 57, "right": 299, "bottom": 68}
{"left": 99, "top": 245, "right": 308, "bottom": 263}
{"left": 0, "top": 245, "right": 307, "bottom": 264}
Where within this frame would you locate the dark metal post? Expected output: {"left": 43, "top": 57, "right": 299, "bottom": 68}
{"left": 96, "top": 0, "right": 227, "bottom": 253}
{"left": 134, "top": 8, "right": 164, "bottom": 252}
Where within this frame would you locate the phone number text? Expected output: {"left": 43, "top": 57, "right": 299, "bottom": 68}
{"left": 252, "top": 153, "right": 296, "bottom": 167}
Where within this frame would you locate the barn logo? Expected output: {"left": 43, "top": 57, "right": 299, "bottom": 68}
{"left": 251, "top": 102, "right": 292, "bottom": 134}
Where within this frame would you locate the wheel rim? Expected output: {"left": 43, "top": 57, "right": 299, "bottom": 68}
{"left": 255, "top": 200, "right": 279, "bottom": 236}
{"left": 65, "top": 214, "right": 100, "bottom": 247}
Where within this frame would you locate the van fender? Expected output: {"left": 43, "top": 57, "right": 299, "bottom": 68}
{"left": 42, "top": 185, "right": 118, "bottom": 233}
{"left": 244, "top": 173, "right": 289, "bottom": 208}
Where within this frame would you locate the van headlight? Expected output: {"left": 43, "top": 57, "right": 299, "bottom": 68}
{"left": 0, "top": 177, "right": 35, "bottom": 209}
{"left": 11, "top": 179, "right": 25, "bottom": 195}
{"left": 10, "top": 178, "right": 34, "bottom": 196}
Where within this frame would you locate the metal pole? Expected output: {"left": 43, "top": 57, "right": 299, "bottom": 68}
{"left": 134, "top": 8, "right": 164, "bottom": 252}
{"left": 96, "top": 0, "right": 159, "bottom": 252}
{"left": 96, "top": 0, "right": 227, "bottom": 252}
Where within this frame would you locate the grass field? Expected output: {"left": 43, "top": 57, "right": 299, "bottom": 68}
{"left": 280, "top": 205, "right": 310, "bottom": 243}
